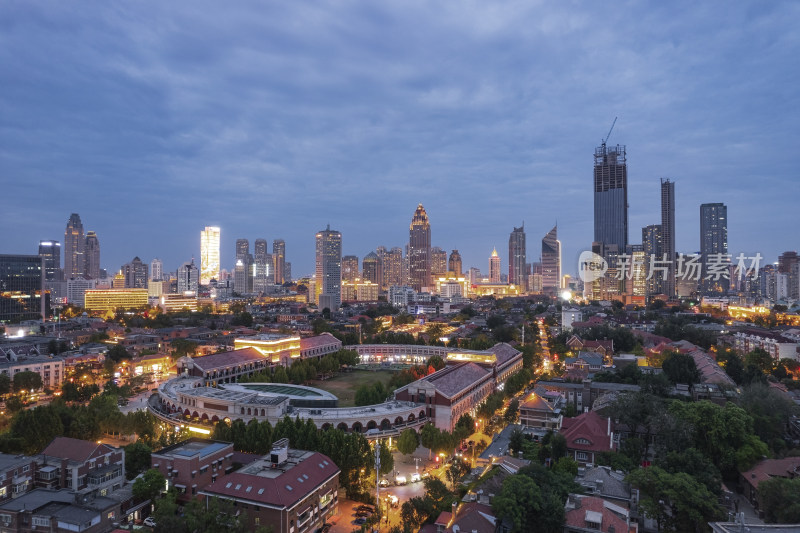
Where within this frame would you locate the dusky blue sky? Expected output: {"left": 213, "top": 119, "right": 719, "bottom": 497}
{"left": 1, "top": 1, "right": 798, "bottom": 278}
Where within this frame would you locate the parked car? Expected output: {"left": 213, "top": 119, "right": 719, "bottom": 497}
{"left": 143, "top": 517, "right": 156, "bottom": 527}
{"left": 410, "top": 472, "right": 421, "bottom": 483}
{"left": 354, "top": 517, "right": 367, "bottom": 525}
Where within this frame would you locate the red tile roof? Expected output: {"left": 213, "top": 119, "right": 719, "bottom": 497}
{"left": 565, "top": 495, "right": 629, "bottom": 533}
{"left": 741, "top": 457, "right": 800, "bottom": 488}
{"left": 444, "top": 502, "right": 496, "bottom": 533}
{"left": 300, "top": 333, "right": 342, "bottom": 349}
{"left": 560, "top": 411, "right": 614, "bottom": 453}
{"left": 188, "top": 348, "right": 265, "bottom": 371}
{"left": 41, "top": 437, "right": 108, "bottom": 463}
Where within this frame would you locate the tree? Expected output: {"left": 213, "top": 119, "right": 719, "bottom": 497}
{"left": 758, "top": 477, "right": 800, "bottom": 524}
{"left": 745, "top": 348, "right": 774, "bottom": 374}
{"left": 738, "top": 384, "right": 799, "bottom": 453}
{"left": 13, "top": 371, "right": 43, "bottom": 393}
{"left": 0, "top": 374, "right": 11, "bottom": 395}
{"left": 106, "top": 344, "right": 131, "bottom": 363}
{"left": 550, "top": 433, "right": 567, "bottom": 461}
{"left": 661, "top": 351, "right": 701, "bottom": 385}
{"left": 397, "top": 429, "right": 420, "bottom": 456}
{"left": 133, "top": 469, "right": 166, "bottom": 503}
{"left": 125, "top": 442, "right": 153, "bottom": 480}
{"left": 491, "top": 474, "right": 543, "bottom": 533}
{"left": 420, "top": 424, "right": 438, "bottom": 458}
{"left": 504, "top": 398, "right": 520, "bottom": 423}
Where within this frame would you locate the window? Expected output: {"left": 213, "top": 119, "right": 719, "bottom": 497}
{"left": 577, "top": 452, "right": 588, "bottom": 461}
{"left": 33, "top": 516, "right": 51, "bottom": 527}
{"left": 22, "top": 466, "right": 30, "bottom": 473}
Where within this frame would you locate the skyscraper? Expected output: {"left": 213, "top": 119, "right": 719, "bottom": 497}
{"left": 541, "top": 225, "right": 561, "bottom": 294}
{"left": 84, "top": 231, "right": 100, "bottom": 280}
{"left": 700, "top": 203, "right": 728, "bottom": 295}
{"left": 0, "top": 254, "right": 45, "bottom": 322}
{"left": 64, "top": 213, "right": 85, "bottom": 279}
{"left": 489, "top": 248, "right": 501, "bottom": 283}
{"left": 38, "top": 241, "right": 62, "bottom": 281}
{"left": 594, "top": 144, "right": 628, "bottom": 250}
{"left": 272, "top": 239, "right": 286, "bottom": 285}
{"left": 508, "top": 225, "right": 526, "bottom": 288}
{"left": 177, "top": 259, "right": 199, "bottom": 295}
{"left": 200, "top": 226, "right": 221, "bottom": 285}
{"left": 408, "top": 204, "right": 431, "bottom": 291}
{"left": 385, "top": 247, "right": 404, "bottom": 287}
{"left": 315, "top": 225, "right": 342, "bottom": 310}
{"left": 376, "top": 246, "right": 389, "bottom": 289}
{"left": 150, "top": 258, "right": 163, "bottom": 281}
{"left": 122, "top": 257, "right": 148, "bottom": 289}
{"left": 642, "top": 224, "right": 663, "bottom": 298}
{"left": 234, "top": 239, "right": 252, "bottom": 294}
{"left": 253, "top": 238, "right": 272, "bottom": 293}
{"left": 448, "top": 250, "right": 462, "bottom": 276}
{"left": 342, "top": 255, "right": 359, "bottom": 283}
{"left": 430, "top": 247, "right": 447, "bottom": 279}
{"left": 362, "top": 252, "right": 381, "bottom": 285}
{"left": 661, "top": 179, "right": 676, "bottom": 299}
{"left": 235, "top": 239, "right": 250, "bottom": 261}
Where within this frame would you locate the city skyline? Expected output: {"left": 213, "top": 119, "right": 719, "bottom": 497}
{"left": 2, "top": 3, "right": 798, "bottom": 276}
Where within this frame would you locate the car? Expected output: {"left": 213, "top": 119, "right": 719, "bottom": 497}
{"left": 396, "top": 475, "right": 407, "bottom": 485}
{"left": 356, "top": 511, "right": 370, "bottom": 517}
{"left": 379, "top": 479, "right": 390, "bottom": 487}
{"left": 354, "top": 517, "right": 367, "bottom": 525}
{"left": 143, "top": 517, "right": 156, "bottom": 527}
{"left": 357, "top": 505, "right": 375, "bottom": 513}
{"left": 410, "top": 472, "right": 421, "bottom": 483}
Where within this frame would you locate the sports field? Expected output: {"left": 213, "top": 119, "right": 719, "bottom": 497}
{"left": 309, "top": 369, "right": 395, "bottom": 407}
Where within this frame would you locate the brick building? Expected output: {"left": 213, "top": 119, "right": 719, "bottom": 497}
{"left": 151, "top": 439, "right": 235, "bottom": 502}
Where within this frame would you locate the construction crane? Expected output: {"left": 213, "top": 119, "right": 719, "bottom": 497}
{"left": 602, "top": 117, "right": 618, "bottom": 147}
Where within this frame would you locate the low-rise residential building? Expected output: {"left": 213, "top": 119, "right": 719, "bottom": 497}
{"left": 564, "top": 353, "right": 605, "bottom": 373}
{"left": 732, "top": 328, "right": 800, "bottom": 362}
{"left": 563, "top": 493, "right": 637, "bottom": 533}
{"left": 0, "top": 489, "right": 122, "bottom": 533}
{"left": 0, "top": 454, "right": 37, "bottom": 501}
{"left": 200, "top": 439, "right": 339, "bottom": 533}
{"left": 519, "top": 391, "right": 564, "bottom": 433}
{"left": 739, "top": 456, "right": 800, "bottom": 512}
{"left": 37, "top": 437, "right": 125, "bottom": 496}
{"left": 0, "top": 351, "right": 65, "bottom": 390}
{"left": 151, "top": 439, "right": 235, "bottom": 502}
{"left": 559, "top": 411, "right": 616, "bottom": 466}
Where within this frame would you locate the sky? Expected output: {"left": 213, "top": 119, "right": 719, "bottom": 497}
{"left": 1, "top": 1, "right": 798, "bottom": 278}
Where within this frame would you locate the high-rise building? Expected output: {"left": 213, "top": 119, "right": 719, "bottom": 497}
{"left": 234, "top": 254, "right": 253, "bottom": 294}
{"left": 64, "top": 213, "right": 85, "bottom": 279}
{"left": 362, "top": 252, "right": 381, "bottom": 286}
{"left": 448, "top": 250, "right": 462, "bottom": 276}
{"left": 376, "top": 246, "right": 389, "bottom": 289}
{"left": 315, "top": 225, "right": 342, "bottom": 310}
{"left": 594, "top": 144, "right": 628, "bottom": 251}
{"left": 660, "top": 179, "right": 676, "bottom": 299}
{"left": 642, "top": 224, "right": 663, "bottom": 298}
{"left": 542, "top": 225, "right": 561, "bottom": 294}
{"left": 272, "top": 239, "right": 286, "bottom": 285}
{"left": 150, "top": 258, "right": 163, "bottom": 281}
{"left": 122, "top": 257, "right": 149, "bottom": 289}
{"left": 430, "top": 247, "right": 447, "bottom": 278}
{"left": 253, "top": 238, "right": 272, "bottom": 293}
{"left": 700, "top": 203, "right": 728, "bottom": 295}
{"left": 508, "top": 225, "right": 526, "bottom": 288}
{"left": 284, "top": 262, "right": 292, "bottom": 283}
{"left": 408, "top": 204, "right": 431, "bottom": 291}
{"left": 38, "top": 241, "right": 62, "bottom": 281}
{"left": 0, "top": 254, "right": 45, "bottom": 322}
{"left": 235, "top": 239, "right": 250, "bottom": 261}
{"left": 200, "top": 226, "right": 221, "bottom": 285}
{"left": 177, "top": 260, "right": 199, "bottom": 295}
{"left": 778, "top": 251, "right": 799, "bottom": 300}
{"left": 489, "top": 248, "right": 501, "bottom": 283}
{"left": 384, "top": 247, "right": 404, "bottom": 288}
{"left": 342, "top": 255, "right": 359, "bottom": 283}
{"left": 84, "top": 231, "right": 100, "bottom": 280}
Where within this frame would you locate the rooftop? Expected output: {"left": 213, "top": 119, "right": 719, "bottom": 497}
{"left": 183, "top": 347, "right": 266, "bottom": 371}
{"left": 153, "top": 438, "right": 232, "bottom": 460}
{"left": 426, "top": 362, "right": 491, "bottom": 398}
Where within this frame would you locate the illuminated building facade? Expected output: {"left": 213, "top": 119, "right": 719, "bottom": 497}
{"left": 625, "top": 244, "right": 647, "bottom": 304}
{"left": 200, "top": 226, "right": 221, "bottom": 285}
{"left": 84, "top": 231, "right": 100, "bottom": 280}
{"left": 342, "top": 255, "right": 359, "bottom": 283}
{"left": 384, "top": 247, "right": 404, "bottom": 288}
{"left": 150, "top": 258, "right": 163, "bottom": 281}
{"left": 448, "top": 250, "right": 462, "bottom": 276}
{"left": 489, "top": 248, "right": 501, "bottom": 283}
{"left": 159, "top": 293, "right": 198, "bottom": 312}
{"left": 408, "top": 204, "right": 431, "bottom": 291}
{"left": 542, "top": 225, "right": 561, "bottom": 295}
{"left": 235, "top": 333, "right": 302, "bottom": 364}
{"left": 253, "top": 238, "right": 272, "bottom": 293}
{"left": 0, "top": 254, "right": 45, "bottom": 322}
{"left": 177, "top": 259, "right": 199, "bottom": 295}
{"left": 84, "top": 288, "right": 148, "bottom": 313}
{"left": 272, "top": 239, "right": 286, "bottom": 284}
{"left": 38, "top": 240, "right": 62, "bottom": 281}
{"left": 642, "top": 224, "right": 663, "bottom": 298}
{"left": 64, "top": 213, "right": 85, "bottom": 279}
{"left": 234, "top": 239, "right": 253, "bottom": 294}
{"left": 661, "top": 179, "right": 676, "bottom": 298}
{"left": 434, "top": 275, "right": 468, "bottom": 299}
{"left": 430, "top": 247, "right": 447, "bottom": 278}
{"left": 341, "top": 279, "right": 379, "bottom": 302}
{"left": 508, "top": 225, "right": 526, "bottom": 288}
{"left": 315, "top": 225, "right": 342, "bottom": 310}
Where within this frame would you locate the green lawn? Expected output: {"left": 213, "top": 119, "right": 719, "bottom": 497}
{"left": 309, "top": 369, "right": 395, "bottom": 407}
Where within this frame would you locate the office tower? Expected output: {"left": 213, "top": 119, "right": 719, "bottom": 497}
{"left": 342, "top": 255, "right": 359, "bottom": 283}
{"left": 253, "top": 238, "right": 272, "bottom": 293}
{"left": 528, "top": 262, "right": 543, "bottom": 294}
{"left": 362, "top": 252, "right": 381, "bottom": 285}
{"left": 661, "top": 179, "right": 676, "bottom": 298}
{"left": 642, "top": 224, "right": 663, "bottom": 298}
{"left": 376, "top": 246, "right": 389, "bottom": 289}
{"left": 448, "top": 250, "right": 462, "bottom": 276}
{"left": 177, "top": 260, "right": 199, "bottom": 295}
{"left": 594, "top": 144, "right": 628, "bottom": 250}
{"left": 0, "top": 254, "right": 45, "bottom": 322}
{"left": 778, "top": 251, "right": 799, "bottom": 300}
{"left": 38, "top": 241, "right": 62, "bottom": 281}
{"left": 284, "top": 262, "right": 292, "bottom": 283}
{"left": 626, "top": 244, "right": 647, "bottom": 301}
{"left": 150, "top": 258, "right": 163, "bottom": 281}
{"left": 64, "top": 213, "right": 85, "bottom": 279}
{"left": 489, "top": 248, "right": 501, "bottom": 283}
{"left": 315, "top": 225, "right": 342, "bottom": 310}
{"left": 122, "top": 257, "right": 149, "bottom": 289}
{"left": 430, "top": 247, "right": 447, "bottom": 278}
{"left": 508, "top": 225, "right": 526, "bottom": 288}
{"left": 272, "top": 239, "right": 286, "bottom": 284}
{"left": 83, "top": 231, "right": 100, "bottom": 280}
{"left": 409, "top": 204, "right": 431, "bottom": 291}
{"left": 384, "top": 247, "right": 404, "bottom": 288}
{"left": 700, "top": 203, "right": 728, "bottom": 295}
{"left": 235, "top": 239, "right": 250, "bottom": 261}
{"left": 234, "top": 254, "right": 254, "bottom": 294}
{"left": 200, "top": 226, "right": 221, "bottom": 285}
{"left": 542, "top": 225, "right": 561, "bottom": 294}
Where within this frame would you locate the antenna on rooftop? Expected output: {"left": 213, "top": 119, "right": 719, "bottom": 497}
{"left": 602, "top": 117, "right": 618, "bottom": 147}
